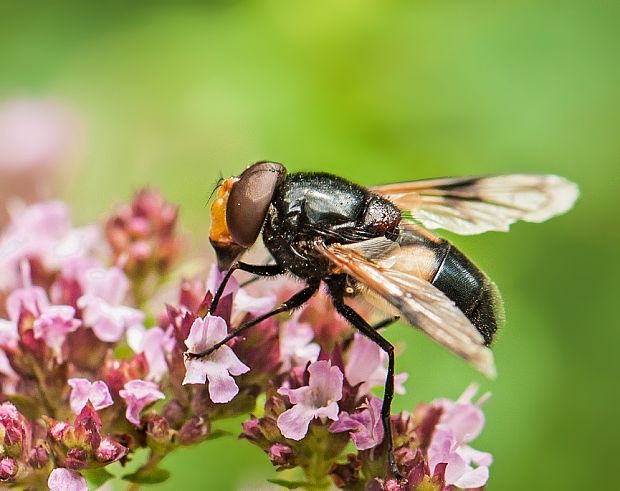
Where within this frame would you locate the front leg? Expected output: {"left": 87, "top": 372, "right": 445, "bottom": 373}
{"left": 190, "top": 280, "right": 320, "bottom": 359}
{"left": 327, "top": 278, "right": 402, "bottom": 479}
{"left": 209, "top": 261, "right": 284, "bottom": 314}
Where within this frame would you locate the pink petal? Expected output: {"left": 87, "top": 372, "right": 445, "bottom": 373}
{"left": 345, "top": 334, "right": 381, "bottom": 387}
{"left": 210, "top": 346, "right": 250, "bottom": 376}
{"left": 233, "top": 289, "right": 277, "bottom": 316}
{"left": 203, "top": 315, "right": 228, "bottom": 347}
{"left": 182, "top": 357, "right": 209, "bottom": 385}
{"left": 119, "top": 380, "right": 165, "bottom": 425}
{"left": 394, "top": 372, "right": 408, "bottom": 395}
{"left": 277, "top": 385, "right": 312, "bottom": 406}
{"left": 441, "top": 403, "right": 485, "bottom": 444}
{"left": 0, "top": 319, "right": 19, "bottom": 346}
{"left": 309, "top": 360, "right": 343, "bottom": 403}
{"left": 204, "top": 363, "right": 240, "bottom": 403}
{"left": 184, "top": 317, "right": 208, "bottom": 353}
{"left": 68, "top": 378, "right": 113, "bottom": 414}
{"left": 67, "top": 378, "right": 92, "bottom": 414}
{"left": 279, "top": 317, "right": 320, "bottom": 371}
{"left": 458, "top": 445, "right": 493, "bottom": 467}
{"left": 277, "top": 403, "right": 316, "bottom": 440}
{"left": 444, "top": 452, "right": 468, "bottom": 485}
{"left": 315, "top": 401, "right": 340, "bottom": 421}
{"left": 79, "top": 267, "right": 129, "bottom": 305}
{"left": 452, "top": 465, "right": 489, "bottom": 489}
{"left": 207, "top": 264, "right": 239, "bottom": 298}
{"left": 47, "top": 468, "right": 88, "bottom": 491}
{"left": 137, "top": 327, "right": 170, "bottom": 381}
{"left": 89, "top": 381, "right": 114, "bottom": 411}
{"left": 6, "top": 286, "right": 49, "bottom": 321}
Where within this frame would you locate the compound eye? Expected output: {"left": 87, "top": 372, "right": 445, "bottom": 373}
{"left": 227, "top": 162, "right": 286, "bottom": 247}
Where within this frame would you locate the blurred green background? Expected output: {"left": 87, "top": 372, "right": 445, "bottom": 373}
{"left": 1, "top": 1, "right": 618, "bottom": 489}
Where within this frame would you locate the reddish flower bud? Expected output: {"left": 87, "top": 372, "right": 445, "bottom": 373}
{"left": 0, "top": 402, "right": 30, "bottom": 458}
{"left": 0, "top": 457, "right": 18, "bottom": 481}
{"left": 267, "top": 443, "right": 295, "bottom": 469}
{"left": 28, "top": 445, "right": 50, "bottom": 469}
{"left": 145, "top": 414, "right": 175, "bottom": 453}
{"left": 240, "top": 417, "right": 266, "bottom": 446}
{"left": 179, "top": 416, "right": 210, "bottom": 445}
{"left": 329, "top": 454, "right": 362, "bottom": 489}
{"left": 65, "top": 447, "right": 88, "bottom": 470}
{"left": 95, "top": 437, "right": 128, "bottom": 464}
{"left": 105, "top": 189, "right": 181, "bottom": 279}
{"left": 161, "top": 400, "right": 185, "bottom": 428}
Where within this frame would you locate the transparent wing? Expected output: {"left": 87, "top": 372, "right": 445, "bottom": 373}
{"left": 370, "top": 174, "right": 579, "bottom": 235}
{"left": 315, "top": 240, "right": 496, "bottom": 378}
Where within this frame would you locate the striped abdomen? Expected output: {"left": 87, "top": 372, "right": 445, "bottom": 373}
{"left": 396, "top": 227, "right": 504, "bottom": 345}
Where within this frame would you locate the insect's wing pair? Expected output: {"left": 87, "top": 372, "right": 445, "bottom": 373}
{"left": 315, "top": 174, "right": 579, "bottom": 377}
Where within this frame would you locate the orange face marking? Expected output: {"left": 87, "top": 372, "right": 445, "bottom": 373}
{"left": 209, "top": 177, "right": 238, "bottom": 247}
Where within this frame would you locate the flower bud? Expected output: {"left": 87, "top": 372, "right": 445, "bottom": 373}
{"left": 179, "top": 416, "right": 210, "bottom": 446}
{"left": 65, "top": 448, "right": 88, "bottom": 470}
{"left": 0, "top": 457, "right": 18, "bottom": 481}
{"left": 240, "top": 417, "right": 266, "bottom": 447}
{"left": 267, "top": 443, "right": 295, "bottom": 469}
{"left": 95, "top": 437, "right": 128, "bottom": 464}
{"left": 105, "top": 189, "right": 180, "bottom": 279}
{"left": 329, "top": 454, "right": 362, "bottom": 489}
{"left": 161, "top": 400, "right": 185, "bottom": 428}
{"left": 145, "top": 414, "right": 175, "bottom": 454}
{"left": 0, "top": 403, "right": 29, "bottom": 458}
{"left": 28, "top": 445, "right": 50, "bottom": 469}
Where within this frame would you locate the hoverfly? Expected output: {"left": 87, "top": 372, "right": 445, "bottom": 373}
{"left": 189, "top": 161, "right": 578, "bottom": 476}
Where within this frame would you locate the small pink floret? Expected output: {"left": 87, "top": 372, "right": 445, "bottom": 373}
{"left": 277, "top": 360, "right": 343, "bottom": 440}
{"left": 67, "top": 378, "right": 113, "bottom": 415}
{"left": 119, "top": 379, "right": 165, "bottom": 426}
{"left": 183, "top": 315, "right": 250, "bottom": 403}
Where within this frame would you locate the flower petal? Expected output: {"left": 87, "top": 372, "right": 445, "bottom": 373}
{"left": 48, "top": 468, "right": 88, "bottom": 491}
{"left": 277, "top": 403, "right": 316, "bottom": 440}
{"left": 205, "top": 363, "right": 240, "bottom": 403}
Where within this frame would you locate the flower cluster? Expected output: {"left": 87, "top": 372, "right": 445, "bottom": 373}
{"left": 0, "top": 191, "right": 493, "bottom": 490}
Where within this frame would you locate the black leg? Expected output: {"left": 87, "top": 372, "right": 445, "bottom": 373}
{"left": 209, "top": 261, "right": 284, "bottom": 314}
{"left": 372, "top": 316, "right": 400, "bottom": 331}
{"left": 190, "top": 281, "right": 319, "bottom": 359}
{"left": 327, "top": 284, "right": 401, "bottom": 478}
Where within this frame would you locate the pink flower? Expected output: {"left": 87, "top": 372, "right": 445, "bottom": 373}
{"left": 0, "top": 319, "right": 19, "bottom": 347}
{"left": 33, "top": 305, "right": 81, "bottom": 360}
{"left": 67, "top": 378, "right": 114, "bottom": 415}
{"left": 6, "top": 285, "right": 49, "bottom": 321}
{"left": 345, "top": 333, "right": 408, "bottom": 395}
{"left": 77, "top": 266, "right": 144, "bottom": 342}
{"left": 127, "top": 325, "right": 174, "bottom": 381}
{"left": 47, "top": 468, "right": 88, "bottom": 491}
{"left": 233, "top": 288, "right": 277, "bottom": 318}
{"left": 277, "top": 360, "right": 343, "bottom": 440}
{"left": 0, "top": 202, "right": 97, "bottom": 289}
{"left": 428, "top": 384, "right": 492, "bottom": 489}
{"left": 329, "top": 396, "right": 384, "bottom": 450}
{"left": 0, "top": 98, "right": 79, "bottom": 171}
{"left": 182, "top": 315, "right": 250, "bottom": 403}
{"left": 119, "top": 379, "right": 165, "bottom": 426}
{"left": 279, "top": 315, "right": 320, "bottom": 372}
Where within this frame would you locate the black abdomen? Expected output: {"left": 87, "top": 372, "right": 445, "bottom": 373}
{"left": 432, "top": 242, "right": 504, "bottom": 345}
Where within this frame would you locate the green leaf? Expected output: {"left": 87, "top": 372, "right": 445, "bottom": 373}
{"left": 267, "top": 478, "right": 328, "bottom": 489}
{"left": 83, "top": 468, "right": 114, "bottom": 488}
{"left": 123, "top": 467, "right": 171, "bottom": 484}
